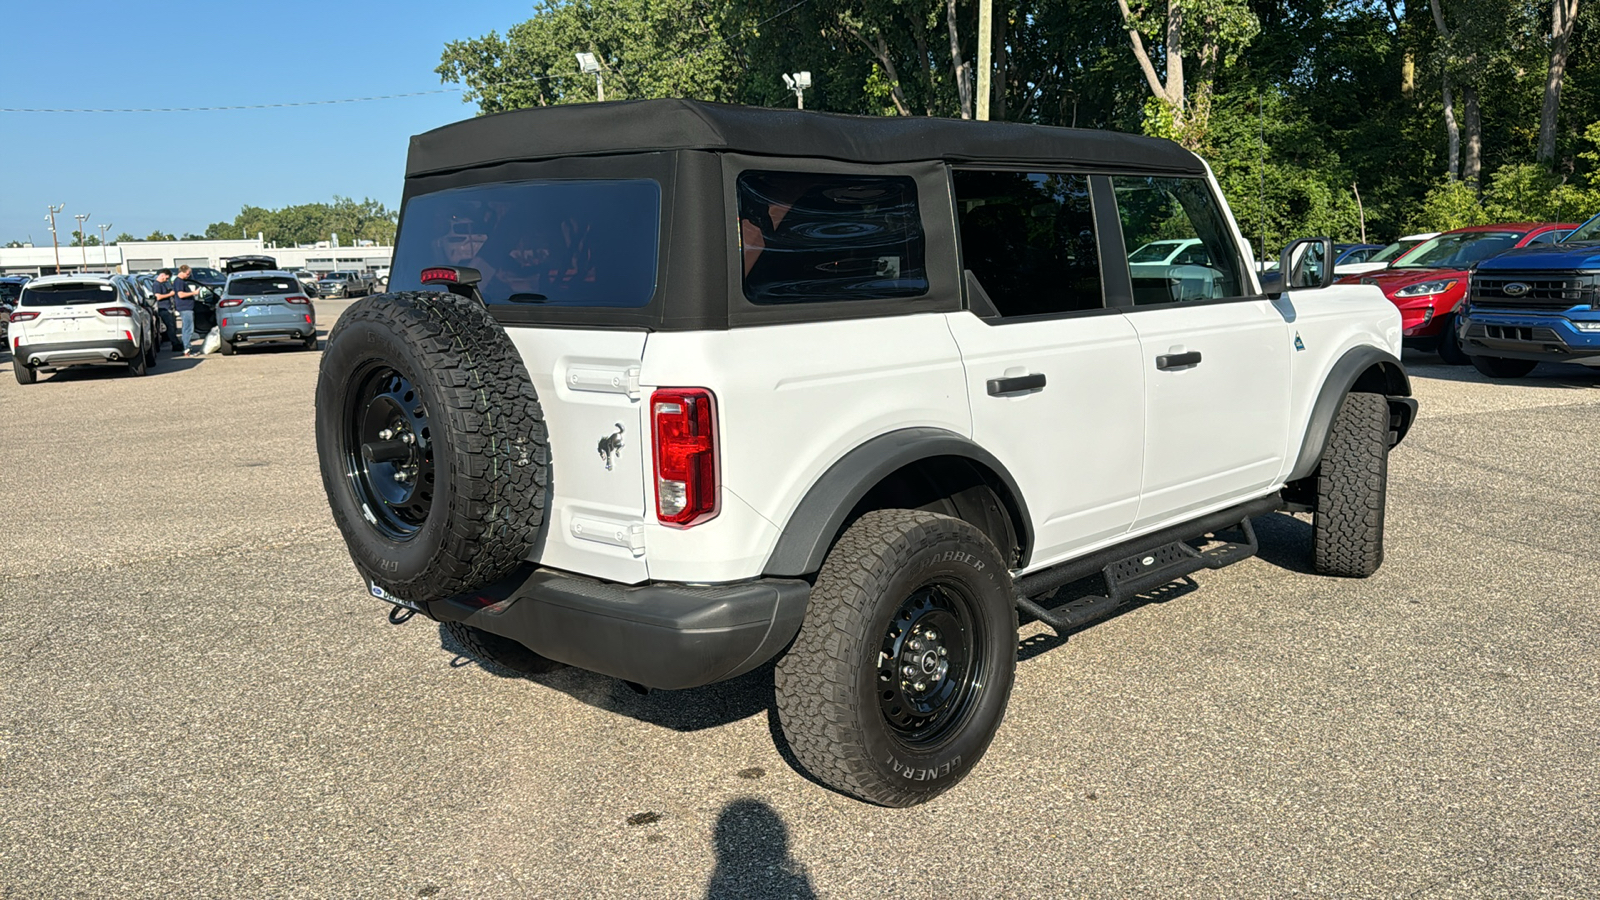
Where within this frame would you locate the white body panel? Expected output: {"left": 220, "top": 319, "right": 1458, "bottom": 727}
{"left": 945, "top": 310, "right": 1146, "bottom": 565}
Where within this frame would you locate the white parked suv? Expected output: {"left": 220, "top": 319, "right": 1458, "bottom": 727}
{"left": 10, "top": 274, "right": 158, "bottom": 384}
{"left": 314, "top": 100, "right": 1417, "bottom": 806}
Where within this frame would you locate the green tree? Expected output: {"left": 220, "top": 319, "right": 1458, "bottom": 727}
{"left": 143, "top": 230, "right": 176, "bottom": 241}
{"left": 113, "top": 232, "right": 135, "bottom": 244}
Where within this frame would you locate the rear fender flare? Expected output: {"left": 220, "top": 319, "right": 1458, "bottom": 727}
{"left": 762, "top": 427, "right": 1033, "bottom": 577}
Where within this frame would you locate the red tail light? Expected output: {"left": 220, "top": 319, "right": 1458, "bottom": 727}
{"left": 9, "top": 311, "right": 39, "bottom": 322}
{"left": 285, "top": 295, "right": 310, "bottom": 305}
{"left": 97, "top": 307, "right": 131, "bottom": 317}
{"left": 218, "top": 297, "right": 243, "bottom": 308}
{"left": 652, "top": 388, "right": 719, "bottom": 527}
{"left": 420, "top": 267, "right": 458, "bottom": 283}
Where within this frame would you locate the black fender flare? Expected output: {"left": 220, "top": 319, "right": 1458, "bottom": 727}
{"left": 762, "top": 427, "right": 1034, "bottom": 577}
{"left": 1287, "top": 345, "right": 1417, "bottom": 482}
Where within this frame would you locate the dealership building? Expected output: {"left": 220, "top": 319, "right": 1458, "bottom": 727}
{"left": 0, "top": 238, "right": 392, "bottom": 277}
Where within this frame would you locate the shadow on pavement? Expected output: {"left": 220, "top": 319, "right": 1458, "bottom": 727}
{"left": 704, "top": 798, "right": 818, "bottom": 900}
{"left": 1403, "top": 354, "right": 1599, "bottom": 388}
{"left": 437, "top": 623, "right": 775, "bottom": 732}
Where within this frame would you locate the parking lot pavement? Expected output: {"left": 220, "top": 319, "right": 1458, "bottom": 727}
{"left": 2, "top": 317, "right": 1597, "bottom": 899}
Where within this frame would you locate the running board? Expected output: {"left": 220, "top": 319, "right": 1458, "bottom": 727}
{"left": 1014, "top": 497, "right": 1277, "bottom": 637}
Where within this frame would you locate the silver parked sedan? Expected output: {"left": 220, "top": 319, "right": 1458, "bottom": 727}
{"left": 216, "top": 270, "right": 318, "bottom": 355}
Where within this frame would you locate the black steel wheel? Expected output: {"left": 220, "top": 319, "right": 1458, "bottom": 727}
{"left": 776, "top": 509, "right": 1016, "bottom": 807}
{"left": 315, "top": 292, "right": 548, "bottom": 604}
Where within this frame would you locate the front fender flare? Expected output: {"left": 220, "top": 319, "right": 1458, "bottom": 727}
{"left": 1287, "top": 346, "right": 1416, "bottom": 482}
{"left": 761, "top": 427, "right": 1033, "bottom": 577}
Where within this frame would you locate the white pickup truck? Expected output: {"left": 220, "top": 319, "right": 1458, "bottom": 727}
{"left": 314, "top": 100, "right": 1415, "bottom": 807}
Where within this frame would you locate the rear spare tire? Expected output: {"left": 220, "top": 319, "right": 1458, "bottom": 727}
{"left": 315, "top": 291, "right": 549, "bottom": 604}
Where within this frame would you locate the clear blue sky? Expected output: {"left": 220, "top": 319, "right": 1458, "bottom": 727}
{"left": 0, "top": 0, "right": 531, "bottom": 245}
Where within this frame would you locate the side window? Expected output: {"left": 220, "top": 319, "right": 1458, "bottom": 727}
{"left": 737, "top": 170, "right": 927, "bottom": 304}
{"left": 1112, "top": 176, "right": 1245, "bottom": 305}
{"left": 951, "top": 170, "right": 1102, "bottom": 318}
{"left": 1528, "top": 231, "right": 1561, "bottom": 245}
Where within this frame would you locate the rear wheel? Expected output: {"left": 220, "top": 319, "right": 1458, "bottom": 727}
{"left": 775, "top": 509, "right": 1017, "bottom": 807}
{"left": 219, "top": 337, "right": 236, "bottom": 356}
{"left": 1470, "top": 355, "right": 1537, "bottom": 379}
{"left": 443, "top": 621, "right": 565, "bottom": 675}
{"left": 1312, "top": 392, "right": 1388, "bottom": 577}
{"left": 126, "top": 345, "right": 148, "bottom": 376}
{"left": 144, "top": 332, "right": 158, "bottom": 369}
{"left": 14, "top": 361, "right": 35, "bottom": 385}
{"left": 303, "top": 332, "right": 318, "bottom": 350}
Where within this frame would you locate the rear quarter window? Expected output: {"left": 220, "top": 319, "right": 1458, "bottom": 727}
{"left": 390, "top": 179, "right": 661, "bottom": 308}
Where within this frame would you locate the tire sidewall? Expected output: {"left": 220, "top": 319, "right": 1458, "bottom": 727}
{"left": 315, "top": 314, "right": 456, "bottom": 591}
{"left": 853, "top": 527, "right": 1016, "bottom": 796}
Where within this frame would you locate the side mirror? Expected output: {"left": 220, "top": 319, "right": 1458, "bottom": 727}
{"left": 1277, "top": 237, "right": 1336, "bottom": 295}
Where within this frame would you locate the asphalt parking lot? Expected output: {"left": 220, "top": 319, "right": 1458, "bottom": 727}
{"left": 2, "top": 300, "right": 1597, "bottom": 898}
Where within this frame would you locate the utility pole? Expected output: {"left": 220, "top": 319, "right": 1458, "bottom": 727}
{"left": 45, "top": 204, "right": 64, "bottom": 274}
{"left": 98, "top": 223, "right": 113, "bottom": 270}
{"left": 74, "top": 213, "right": 90, "bottom": 272}
{"left": 977, "top": 0, "right": 993, "bottom": 120}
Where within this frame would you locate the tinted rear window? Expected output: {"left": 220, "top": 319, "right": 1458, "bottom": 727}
{"left": 391, "top": 179, "right": 661, "bottom": 308}
{"left": 20, "top": 283, "right": 118, "bottom": 306}
{"left": 230, "top": 277, "right": 301, "bottom": 296}
{"left": 737, "top": 171, "right": 927, "bottom": 304}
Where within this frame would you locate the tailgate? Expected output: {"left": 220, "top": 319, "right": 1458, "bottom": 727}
{"left": 502, "top": 327, "right": 650, "bottom": 584}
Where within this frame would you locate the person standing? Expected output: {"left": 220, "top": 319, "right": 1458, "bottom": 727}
{"left": 173, "top": 264, "right": 201, "bottom": 357}
{"left": 151, "top": 269, "right": 182, "bottom": 353}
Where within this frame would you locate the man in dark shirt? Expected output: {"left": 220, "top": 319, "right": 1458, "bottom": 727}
{"left": 151, "top": 269, "right": 182, "bottom": 352}
{"left": 174, "top": 264, "right": 201, "bottom": 357}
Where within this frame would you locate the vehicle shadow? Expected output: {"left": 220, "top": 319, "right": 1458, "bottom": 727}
{"left": 703, "top": 798, "right": 818, "bottom": 900}
{"left": 437, "top": 623, "right": 775, "bottom": 732}
{"left": 1403, "top": 353, "right": 1599, "bottom": 388}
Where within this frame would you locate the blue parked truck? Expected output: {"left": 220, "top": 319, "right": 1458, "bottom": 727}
{"left": 1458, "top": 213, "right": 1600, "bottom": 378}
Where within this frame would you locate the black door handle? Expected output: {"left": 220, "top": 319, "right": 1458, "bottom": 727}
{"left": 1155, "top": 351, "right": 1202, "bottom": 370}
{"left": 987, "top": 373, "right": 1047, "bottom": 396}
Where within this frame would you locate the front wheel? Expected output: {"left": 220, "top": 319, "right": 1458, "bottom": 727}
{"left": 1313, "top": 392, "right": 1388, "bottom": 577}
{"left": 1470, "top": 355, "right": 1537, "bottom": 379}
{"left": 1437, "top": 315, "right": 1469, "bottom": 365}
{"left": 775, "top": 509, "right": 1017, "bottom": 807}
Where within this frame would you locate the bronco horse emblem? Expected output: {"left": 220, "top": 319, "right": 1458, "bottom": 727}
{"left": 597, "top": 424, "right": 625, "bottom": 470}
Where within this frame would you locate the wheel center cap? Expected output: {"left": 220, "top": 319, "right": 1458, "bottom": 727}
{"left": 920, "top": 651, "right": 939, "bottom": 673}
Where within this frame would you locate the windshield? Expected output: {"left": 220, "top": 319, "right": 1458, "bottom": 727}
{"left": 1565, "top": 212, "right": 1600, "bottom": 242}
{"left": 391, "top": 178, "right": 661, "bottom": 308}
{"left": 20, "top": 282, "right": 118, "bottom": 306}
{"left": 1394, "top": 231, "right": 1523, "bottom": 269}
{"left": 0, "top": 283, "right": 21, "bottom": 304}
{"left": 1368, "top": 239, "right": 1423, "bottom": 265}
{"left": 229, "top": 277, "right": 300, "bottom": 296}
{"left": 1128, "top": 241, "right": 1184, "bottom": 263}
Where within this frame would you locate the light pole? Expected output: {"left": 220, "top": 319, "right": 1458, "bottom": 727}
{"left": 74, "top": 213, "right": 90, "bottom": 272}
{"left": 45, "top": 204, "right": 64, "bottom": 274}
{"left": 98, "top": 223, "right": 113, "bottom": 270}
{"left": 782, "top": 71, "right": 812, "bottom": 109}
{"left": 575, "top": 52, "right": 604, "bottom": 101}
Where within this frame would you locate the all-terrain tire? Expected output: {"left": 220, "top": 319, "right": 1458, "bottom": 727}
{"left": 1470, "top": 355, "right": 1537, "bottom": 379}
{"left": 775, "top": 509, "right": 1018, "bottom": 807}
{"left": 1313, "top": 392, "right": 1388, "bottom": 577}
{"left": 443, "top": 621, "right": 566, "bottom": 675}
{"left": 315, "top": 291, "right": 549, "bottom": 604}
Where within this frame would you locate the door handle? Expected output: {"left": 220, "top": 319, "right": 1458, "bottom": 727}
{"left": 1155, "top": 351, "right": 1202, "bottom": 370}
{"left": 987, "top": 373, "right": 1047, "bottom": 396}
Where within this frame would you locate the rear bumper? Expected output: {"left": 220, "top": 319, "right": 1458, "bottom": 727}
{"left": 15, "top": 337, "right": 138, "bottom": 367}
{"left": 421, "top": 567, "right": 811, "bottom": 690}
{"left": 220, "top": 322, "right": 314, "bottom": 342}
{"left": 1458, "top": 308, "right": 1600, "bottom": 364}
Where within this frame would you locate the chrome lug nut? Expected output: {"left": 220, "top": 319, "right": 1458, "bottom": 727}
{"left": 379, "top": 428, "right": 394, "bottom": 440}
{"left": 913, "top": 682, "right": 927, "bottom": 692}
{"left": 401, "top": 433, "right": 415, "bottom": 445}
{"left": 902, "top": 665, "right": 916, "bottom": 677}
{"left": 908, "top": 639, "right": 923, "bottom": 651}
{"left": 394, "top": 471, "right": 409, "bottom": 482}
{"left": 924, "top": 629, "right": 939, "bottom": 641}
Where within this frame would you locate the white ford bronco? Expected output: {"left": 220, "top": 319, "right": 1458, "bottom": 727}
{"left": 315, "top": 100, "right": 1416, "bottom": 807}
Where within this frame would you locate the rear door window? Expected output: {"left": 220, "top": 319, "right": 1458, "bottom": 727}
{"left": 391, "top": 179, "right": 661, "bottom": 308}
{"left": 952, "top": 170, "right": 1102, "bottom": 317}
{"left": 737, "top": 171, "right": 928, "bottom": 304}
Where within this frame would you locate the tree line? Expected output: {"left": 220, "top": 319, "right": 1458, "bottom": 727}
{"left": 436, "top": 0, "right": 1599, "bottom": 256}
{"left": 4, "top": 197, "right": 398, "bottom": 249}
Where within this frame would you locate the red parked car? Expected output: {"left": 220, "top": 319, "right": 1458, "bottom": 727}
{"left": 1337, "top": 223, "right": 1576, "bottom": 364}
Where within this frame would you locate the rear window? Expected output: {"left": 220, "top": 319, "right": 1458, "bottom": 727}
{"left": 737, "top": 171, "right": 928, "bottom": 304}
{"left": 229, "top": 277, "right": 300, "bottom": 296}
{"left": 20, "top": 283, "right": 118, "bottom": 306}
{"left": 0, "top": 283, "right": 22, "bottom": 303}
{"left": 391, "top": 179, "right": 661, "bottom": 308}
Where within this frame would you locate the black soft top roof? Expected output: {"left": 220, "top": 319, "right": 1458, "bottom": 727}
{"left": 406, "top": 98, "right": 1203, "bottom": 178}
